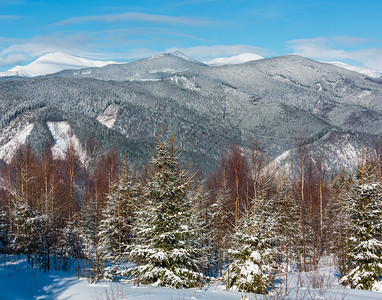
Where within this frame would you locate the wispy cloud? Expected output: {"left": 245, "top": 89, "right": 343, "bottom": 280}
{"left": 0, "top": 37, "right": 23, "bottom": 44}
{"left": 288, "top": 36, "right": 382, "bottom": 70}
{"left": 103, "top": 44, "right": 269, "bottom": 62}
{"left": 251, "top": 6, "right": 283, "bottom": 20}
{"left": 120, "top": 48, "right": 162, "bottom": 60}
{"left": 0, "top": 53, "right": 27, "bottom": 65}
{"left": 0, "top": 0, "right": 26, "bottom": 6}
{"left": 0, "top": 33, "right": 101, "bottom": 67}
{"left": 171, "top": 0, "right": 220, "bottom": 7}
{"left": 98, "top": 28, "right": 207, "bottom": 42}
{"left": 0, "top": 29, "right": 208, "bottom": 67}
{"left": 0, "top": 15, "right": 23, "bottom": 20}
{"left": 53, "top": 12, "right": 221, "bottom": 26}
{"left": 332, "top": 36, "right": 373, "bottom": 46}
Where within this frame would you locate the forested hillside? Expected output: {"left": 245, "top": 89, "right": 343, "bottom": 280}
{"left": 0, "top": 131, "right": 381, "bottom": 294}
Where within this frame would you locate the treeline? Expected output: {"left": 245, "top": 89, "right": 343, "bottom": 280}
{"left": 0, "top": 134, "right": 381, "bottom": 293}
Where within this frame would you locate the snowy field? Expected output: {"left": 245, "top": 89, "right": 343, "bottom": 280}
{"left": 0, "top": 256, "right": 381, "bottom": 300}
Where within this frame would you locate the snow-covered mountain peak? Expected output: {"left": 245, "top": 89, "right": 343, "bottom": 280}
{"left": 0, "top": 52, "right": 117, "bottom": 77}
{"left": 146, "top": 51, "right": 201, "bottom": 64}
{"left": 168, "top": 51, "right": 201, "bottom": 63}
{"left": 324, "top": 61, "right": 382, "bottom": 79}
{"left": 204, "top": 52, "right": 264, "bottom": 65}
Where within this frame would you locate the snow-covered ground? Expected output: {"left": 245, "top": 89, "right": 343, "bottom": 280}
{"left": 0, "top": 255, "right": 381, "bottom": 299}
{"left": 0, "top": 119, "right": 34, "bottom": 163}
{"left": 47, "top": 121, "right": 87, "bottom": 163}
{"left": 96, "top": 104, "right": 120, "bottom": 129}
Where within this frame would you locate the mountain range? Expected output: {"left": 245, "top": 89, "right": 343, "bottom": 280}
{"left": 1, "top": 52, "right": 381, "bottom": 79}
{"left": 1, "top": 52, "right": 382, "bottom": 173}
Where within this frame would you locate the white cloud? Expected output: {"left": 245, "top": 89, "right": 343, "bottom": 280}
{"left": 331, "top": 36, "right": 372, "bottom": 46}
{"left": 54, "top": 12, "right": 220, "bottom": 26}
{"left": 0, "top": 53, "right": 27, "bottom": 65}
{"left": 288, "top": 36, "right": 382, "bottom": 71}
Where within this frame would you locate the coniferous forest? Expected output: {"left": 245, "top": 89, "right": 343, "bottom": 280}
{"left": 0, "top": 131, "right": 381, "bottom": 295}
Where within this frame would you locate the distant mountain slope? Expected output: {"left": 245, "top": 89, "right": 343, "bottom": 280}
{"left": 178, "top": 55, "right": 382, "bottom": 132}
{"left": 0, "top": 52, "right": 116, "bottom": 77}
{"left": 1, "top": 53, "right": 382, "bottom": 171}
{"left": 0, "top": 107, "right": 215, "bottom": 172}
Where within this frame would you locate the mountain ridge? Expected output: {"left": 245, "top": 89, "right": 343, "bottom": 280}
{"left": 0, "top": 53, "right": 381, "bottom": 172}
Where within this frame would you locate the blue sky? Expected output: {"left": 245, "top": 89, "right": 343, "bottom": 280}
{"left": 0, "top": 0, "right": 381, "bottom": 71}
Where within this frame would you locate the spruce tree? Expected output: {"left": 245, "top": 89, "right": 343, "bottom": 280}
{"left": 12, "top": 199, "right": 51, "bottom": 269}
{"left": 80, "top": 200, "right": 97, "bottom": 257}
{"left": 0, "top": 210, "right": 9, "bottom": 253}
{"left": 325, "top": 169, "right": 352, "bottom": 277}
{"left": 188, "top": 187, "right": 213, "bottom": 279}
{"left": 224, "top": 196, "right": 274, "bottom": 294}
{"left": 126, "top": 134, "right": 205, "bottom": 288}
{"left": 80, "top": 197, "right": 103, "bottom": 283}
{"left": 98, "top": 168, "right": 137, "bottom": 280}
{"left": 210, "top": 179, "right": 232, "bottom": 277}
{"left": 339, "top": 181, "right": 382, "bottom": 290}
{"left": 270, "top": 179, "right": 298, "bottom": 274}
{"left": 59, "top": 218, "right": 83, "bottom": 271}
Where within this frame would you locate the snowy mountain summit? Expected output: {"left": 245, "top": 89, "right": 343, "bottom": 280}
{"left": 0, "top": 52, "right": 117, "bottom": 77}
{"left": 150, "top": 51, "right": 201, "bottom": 64}
{"left": 325, "top": 61, "right": 382, "bottom": 79}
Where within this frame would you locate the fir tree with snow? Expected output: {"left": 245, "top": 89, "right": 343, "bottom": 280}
{"left": 79, "top": 197, "right": 104, "bottom": 282}
{"left": 269, "top": 180, "right": 300, "bottom": 273}
{"left": 339, "top": 180, "right": 382, "bottom": 291}
{"left": 210, "top": 179, "right": 233, "bottom": 277}
{"left": 224, "top": 196, "right": 274, "bottom": 294}
{"left": 11, "top": 199, "right": 52, "bottom": 269}
{"left": 80, "top": 200, "right": 98, "bottom": 258}
{"left": 291, "top": 200, "right": 315, "bottom": 272}
{"left": 59, "top": 218, "right": 83, "bottom": 271}
{"left": 187, "top": 187, "right": 214, "bottom": 279}
{"left": 98, "top": 167, "right": 138, "bottom": 280}
{"left": 0, "top": 210, "right": 9, "bottom": 252}
{"left": 325, "top": 169, "right": 353, "bottom": 277}
{"left": 60, "top": 219, "right": 82, "bottom": 258}
{"left": 12, "top": 201, "right": 36, "bottom": 256}
{"left": 125, "top": 134, "right": 205, "bottom": 288}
